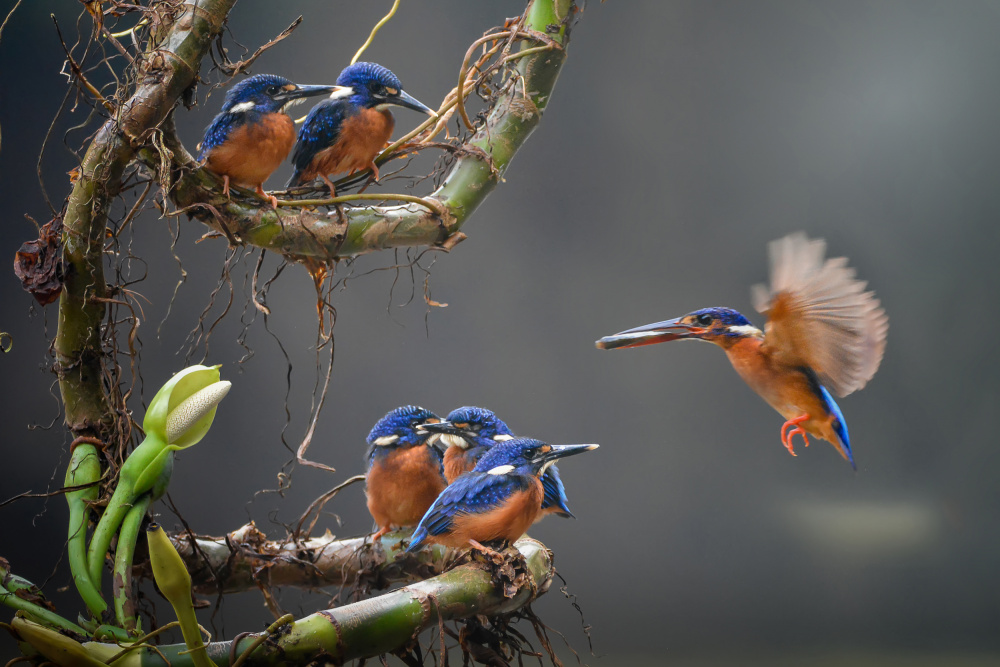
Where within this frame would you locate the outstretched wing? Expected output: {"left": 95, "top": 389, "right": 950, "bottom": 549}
{"left": 751, "top": 233, "right": 888, "bottom": 397}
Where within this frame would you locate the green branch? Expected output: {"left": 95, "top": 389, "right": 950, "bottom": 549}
{"left": 85, "top": 537, "right": 553, "bottom": 667}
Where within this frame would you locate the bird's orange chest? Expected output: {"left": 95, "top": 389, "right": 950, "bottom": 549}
{"left": 366, "top": 445, "right": 445, "bottom": 528}
{"left": 449, "top": 479, "right": 544, "bottom": 546}
{"left": 313, "top": 108, "right": 394, "bottom": 175}
{"left": 206, "top": 113, "right": 296, "bottom": 187}
{"left": 443, "top": 447, "right": 476, "bottom": 483}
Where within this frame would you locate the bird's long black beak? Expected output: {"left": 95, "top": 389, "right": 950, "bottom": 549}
{"left": 419, "top": 420, "right": 465, "bottom": 436}
{"left": 595, "top": 317, "right": 700, "bottom": 350}
{"left": 388, "top": 89, "right": 438, "bottom": 117}
{"left": 275, "top": 84, "right": 337, "bottom": 102}
{"left": 540, "top": 444, "right": 599, "bottom": 464}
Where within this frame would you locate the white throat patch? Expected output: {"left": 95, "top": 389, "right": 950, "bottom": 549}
{"left": 440, "top": 434, "right": 469, "bottom": 450}
{"left": 487, "top": 464, "right": 515, "bottom": 476}
{"left": 372, "top": 434, "right": 399, "bottom": 446}
{"left": 727, "top": 324, "right": 763, "bottom": 337}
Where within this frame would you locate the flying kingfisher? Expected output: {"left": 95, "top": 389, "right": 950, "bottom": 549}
{"left": 198, "top": 74, "right": 334, "bottom": 208}
{"left": 405, "top": 438, "right": 598, "bottom": 554}
{"left": 287, "top": 62, "right": 436, "bottom": 197}
{"left": 596, "top": 233, "right": 888, "bottom": 468}
{"left": 365, "top": 405, "right": 447, "bottom": 540}
{"left": 421, "top": 406, "right": 575, "bottom": 519}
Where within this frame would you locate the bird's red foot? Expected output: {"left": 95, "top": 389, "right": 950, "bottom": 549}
{"left": 468, "top": 539, "right": 502, "bottom": 559}
{"left": 780, "top": 414, "right": 811, "bottom": 456}
{"left": 222, "top": 175, "right": 231, "bottom": 199}
{"left": 371, "top": 526, "right": 391, "bottom": 542}
{"left": 255, "top": 184, "right": 279, "bottom": 209}
{"left": 369, "top": 161, "right": 380, "bottom": 182}
{"left": 320, "top": 174, "right": 337, "bottom": 199}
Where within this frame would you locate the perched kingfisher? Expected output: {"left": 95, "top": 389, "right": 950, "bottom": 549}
{"left": 365, "top": 405, "right": 448, "bottom": 540}
{"left": 596, "top": 233, "right": 888, "bottom": 468}
{"left": 421, "top": 407, "right": 575, "bottom": 519}
{"left": 405, "top": 438, "right": 598, "bottom": 554}
{"left": 199, "top": 74, "right": 334, "bottom": 208}
{"left": 287, "top": 62, "right": 436, "bottom": 197}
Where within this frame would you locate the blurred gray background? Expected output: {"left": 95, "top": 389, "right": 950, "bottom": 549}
{"left": 2, "top": 1, "right": 999, "bottom": 664}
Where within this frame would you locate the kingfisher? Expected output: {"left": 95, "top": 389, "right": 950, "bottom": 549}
{"left": 596, "top": 233, "right": 888, "bottom": 469}
{"left": 287, "top": 62, "right": 436, "bottom": 197}
{"left": 405, "top": 438, "right": 598, "bottom": 554}
{"left": 365, "top": 405, "right": 448, "bottom": 540}
{"left": 421, "top": 407, "right": 575, "bottom": 519}
{"left": 198, "top": 74, "right": 334, "bottom": 208}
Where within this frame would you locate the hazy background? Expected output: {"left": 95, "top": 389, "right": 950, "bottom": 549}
{"left": 2, "top": 1, "right": 999, "bottom": 664}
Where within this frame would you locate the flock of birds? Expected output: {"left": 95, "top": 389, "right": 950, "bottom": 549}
{"left": 196, "top": 67, "right": 889, "bottom": 553}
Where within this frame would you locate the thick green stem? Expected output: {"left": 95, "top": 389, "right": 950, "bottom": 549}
{"left": 113, "top": 494, "right": 152, "bottom": 631}
{"left": 0, "top": 569, "right": 88, "bottom": 636}
{"left": 157, "top": 0, "right": 575, "bottom": 261}
{"left": 90, "top": 537, "right": 553, "bottom": 666}
{"left": 65, "top": 444, "right": 107, "bottom": 616}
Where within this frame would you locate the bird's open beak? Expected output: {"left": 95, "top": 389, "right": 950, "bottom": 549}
{"left": 541, "top": 443, "right": 600, "bottom": 464}
{"left": 595, "top": 317, "right": 703, "bottom": 350}
{"left": 275, "top": 84, "right": 337, "bottom": 102}
{"left": 389, "top": 90, "right": 438, "bottom": 117}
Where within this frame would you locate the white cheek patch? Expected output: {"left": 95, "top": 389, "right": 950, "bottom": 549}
{"left": 487, "top": 464, "right": 514, "bottom": 476}
{"left": 493, "top": 434, "right": 514, "bottom": 442}
{"left": 229, "top": 101, "right": 256, "bottom": 114}
{"left": 727, "top": 325, "right": 763, "bottom": 337}
{"left": 372, "top": 435, "right": 399, "bottom": 446}
{"left": 329, "top": 86, "right": 354, "bottom": 100}
{"left": 440, "top": 434, "right": 469, "bottom": 450}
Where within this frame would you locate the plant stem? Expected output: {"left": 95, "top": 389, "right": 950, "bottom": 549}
{"left": 113, "top": 494, "right": 151, "bottom": 631}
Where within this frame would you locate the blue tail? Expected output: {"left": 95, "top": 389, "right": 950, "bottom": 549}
{"left": 819, "top": 385, "right": 854, "bottom": 470}
{"left": 405, "top": 526, "right": 429, "bottom": 554}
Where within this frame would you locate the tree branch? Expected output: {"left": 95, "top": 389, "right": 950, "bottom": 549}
{"left": 95, "top": 537, "right": 554, "bottom": 666}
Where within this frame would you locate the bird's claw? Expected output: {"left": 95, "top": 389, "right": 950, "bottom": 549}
{"left": 780, "top": 415, "right": 811, "bottom": 457}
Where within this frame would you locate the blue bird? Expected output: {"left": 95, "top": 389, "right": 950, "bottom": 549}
{"left": 421, "top": 407, "right": 576, "bottom": 519}
{"left": 405, "top": 438, "right": 599, "bottom": 554}
{"left": 365, "top": 406, "right": 447, "bottom": 540}
{"left": 199, "top": 74, "right": 334, "bottom": 208}
{"left": 287, "top": 62, "right": 436, "bottom": 197}
{"left": 596, "top": 233, "right": 888, "bottom": 468}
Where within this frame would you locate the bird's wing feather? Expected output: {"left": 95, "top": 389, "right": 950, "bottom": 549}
{"left": 199, "top": 112, "right": 243, "bottom": 160}
{"left": 420, "top": 473, "right": 526, "bottom": 537}
{"left": 539, "top": 465, "right": 569, "bottom": 512}
{"left": 291, "top": 100, "right": 355, "bottom": 173}
{"left": 752, "top": 233, "right": 888, "bottom": 397}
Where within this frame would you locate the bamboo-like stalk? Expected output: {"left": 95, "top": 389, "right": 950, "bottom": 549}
{"left": 145, "top": 525, "right": 454, "bottom": 594}
{"left": 97, "top": 537, "right": 553, "bottom": 667}
{"left": 158, "top": 0, "right": 574, "bottom": 261}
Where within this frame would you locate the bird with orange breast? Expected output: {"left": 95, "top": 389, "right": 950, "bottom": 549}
{"left": 365, "top": 406, "right": 448, "bottom": 540}
{"left": 596, "top": 233, "right": 888, "bottom": 469}
{"left": 420, "top": 406, "right": 576, "bottom": 519}
{"left": 198, "top": 74, "right": 334, "bottom": 208}
{"left": 287, "top": 62, "right": 436, "bottom": 197}
{"left": 405, "top": 438, "right": 598, "bottom": 554}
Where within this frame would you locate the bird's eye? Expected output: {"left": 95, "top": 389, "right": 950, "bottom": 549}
{"left": 696, "top": 314, "right": 713, "bottom": 326}
{"left": 265, "top": 85, "right": 280, "bottom": 95}
{"left": 523, "top": 447, "right": 538, "bottom": 458}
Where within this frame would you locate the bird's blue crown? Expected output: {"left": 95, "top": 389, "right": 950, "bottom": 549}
{"left": 367, "top": 405, "right": 438, "bottom": 446}
{"left": 445, "top": 406, "right": 514, "bottom": 440}
{"left": 474, "top": 437, "right": 551, "bottom": 475}
{"left": 687, "top": 307, "right": 759, "bottom": 337}
{"left": 336, "top": 62, "right": 403, "bottom": 107}
{"left": 221, "top": 74, "right": 295, "bottom": 113}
